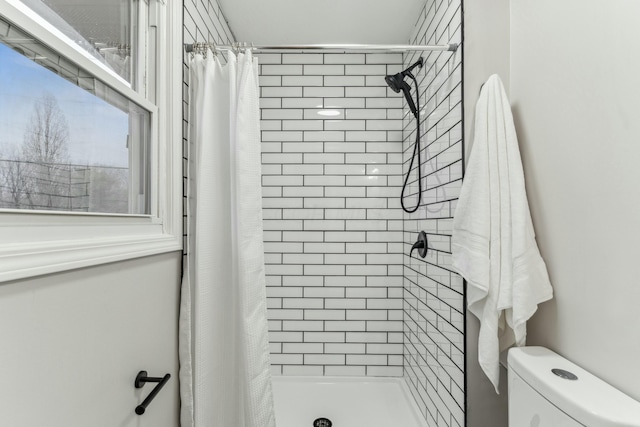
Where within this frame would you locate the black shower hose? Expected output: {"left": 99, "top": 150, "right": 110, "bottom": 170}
{"left": 400, "top": 75, "right": 421, "bottom": 213}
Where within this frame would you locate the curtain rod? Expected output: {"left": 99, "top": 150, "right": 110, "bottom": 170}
{"left": 184, "top": 42, "right": 458, "bottom": 53}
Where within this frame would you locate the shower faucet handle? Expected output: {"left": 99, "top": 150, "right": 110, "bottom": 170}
{"left": 410, "top": 231, "right": 428, "bottom": 258}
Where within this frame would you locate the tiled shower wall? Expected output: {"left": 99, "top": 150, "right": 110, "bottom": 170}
{"left": 258, "top": 53, "right": 407, "bottom": 376}
{"left": 182, "top": 0, "right": 234, "bottom": 254}
{"left": 402, "top": 1, "right": 465, "bottom": 426}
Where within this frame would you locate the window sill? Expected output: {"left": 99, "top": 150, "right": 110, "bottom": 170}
{"left": 0, "top": 232, "right": 181, "bottom": 283}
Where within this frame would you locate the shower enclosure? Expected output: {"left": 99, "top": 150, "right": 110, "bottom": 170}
{"left": 183, "top": 0, "right": 464, "bottom": 425}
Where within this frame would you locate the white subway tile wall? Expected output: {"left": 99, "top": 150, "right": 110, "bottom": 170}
{"left": 183, "top": 0, "right": 235, "bottom": 255}
{"left": 402, "top": 1, "right": 464, "bottom": 426}
{"left": 258, "top": 52, "right": 406, "bottom": 377}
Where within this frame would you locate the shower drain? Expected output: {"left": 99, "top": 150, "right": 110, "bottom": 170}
{"left": 313, "top": 417, "right": 332, "bottom": 427}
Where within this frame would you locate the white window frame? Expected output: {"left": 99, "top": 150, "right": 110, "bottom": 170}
{"left": 0, "top": 0, "right": 183, "bottom": 282}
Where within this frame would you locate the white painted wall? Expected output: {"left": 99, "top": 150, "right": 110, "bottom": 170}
{"left": 462, "top": 1, "right": 510, "bottom": 425}
{"left": 463, "top": 0, "right": 511, "bottom": 157}
{"left": 510, "top": 0, "right": 640, "bottom": 402}
{"left": 0, "top": 252, "right": 181, "bottom": 426}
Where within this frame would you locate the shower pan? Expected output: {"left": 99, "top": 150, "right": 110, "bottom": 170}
{"left": 272, "top": 377, "right": 428, "bottom": 427}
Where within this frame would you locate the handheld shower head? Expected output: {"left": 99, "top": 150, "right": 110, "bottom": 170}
{"left": 384, "top": 74, "right": 404, "bottom": 93}
{"left": 385, "top": 57, "right": 426, "bottom": 214}
{"left": 384, "top": 57, "right": 424, "bottom": 117}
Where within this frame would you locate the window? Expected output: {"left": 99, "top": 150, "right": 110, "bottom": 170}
{"left": 0, "top": 0, "right": 182, "bottom": 282}
{"left": 0, "top": 29, "right": 150, "bottom": 214}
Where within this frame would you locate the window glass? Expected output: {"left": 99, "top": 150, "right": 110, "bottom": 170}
{"left": 19, "top": 0, "right": 135, "bottom": 84}
{"left": 0, "top": 16, "right": 149, "bottom": 214}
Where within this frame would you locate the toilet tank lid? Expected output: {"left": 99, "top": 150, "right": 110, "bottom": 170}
{"left": 508, "top": 347, "right": 640, "bottom": 427}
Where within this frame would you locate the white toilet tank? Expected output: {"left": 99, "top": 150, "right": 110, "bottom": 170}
{"left": 508, "top": 346, "right": 640, "bottom": 426}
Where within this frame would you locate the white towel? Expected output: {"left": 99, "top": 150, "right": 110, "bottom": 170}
{"left": 452, "top": 74, "right": 553, "bottom": 393}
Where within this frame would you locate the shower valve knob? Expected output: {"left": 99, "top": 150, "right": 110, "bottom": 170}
{"left": 410, "top": 231, "right": 428, "bottom": 258}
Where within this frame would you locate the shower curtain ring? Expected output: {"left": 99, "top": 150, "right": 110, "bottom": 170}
{"left": 195, "top": 42, "right": 204, "bottom": 57}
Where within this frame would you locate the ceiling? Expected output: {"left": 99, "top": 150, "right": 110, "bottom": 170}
{"left": 217, "top": 0, "right": 425, "bottom": 45}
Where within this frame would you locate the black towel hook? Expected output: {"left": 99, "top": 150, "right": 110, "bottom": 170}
{"left": 134, "top": 371, "right": 171, "bottom": 415}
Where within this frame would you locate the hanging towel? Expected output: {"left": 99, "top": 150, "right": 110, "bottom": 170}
{"left": 451, "top": 74, "right": 553, "bottom": 393}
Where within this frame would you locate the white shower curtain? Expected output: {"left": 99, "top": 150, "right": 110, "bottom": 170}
{"left": 179, "top": 50, "right": 276, "bottom": 427}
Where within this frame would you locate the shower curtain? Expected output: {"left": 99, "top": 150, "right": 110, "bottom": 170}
{"left": 179, "top": 50, "right": 276, "bottom": 427}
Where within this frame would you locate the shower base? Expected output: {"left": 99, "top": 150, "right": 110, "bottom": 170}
{"left": 271, "top": 376, "right": 428, "bottom": 427}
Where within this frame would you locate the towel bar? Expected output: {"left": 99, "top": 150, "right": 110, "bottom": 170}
{"left": 134, "top": 371, "right": 171, "bottom": 415}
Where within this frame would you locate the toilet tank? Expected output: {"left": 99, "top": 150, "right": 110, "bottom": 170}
{"left": 508, "top": 347, "right": 640, "bottom": 427}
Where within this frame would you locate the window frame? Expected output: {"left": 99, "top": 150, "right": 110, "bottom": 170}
{"left": 0, "top": 0, "right": 183, "bottom": 282}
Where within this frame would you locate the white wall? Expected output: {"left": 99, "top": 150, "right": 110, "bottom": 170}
{"left": 0, "top": 252, "right": 181, "bottom": 427}
{"left": 463, "top": 0, "right": 511, "bottom": 157}
{"left": 510, "top": 0, "right": 640, "bottom": 402}
{"left": 462, "top": 0, "right": 510, "bottom": 425}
